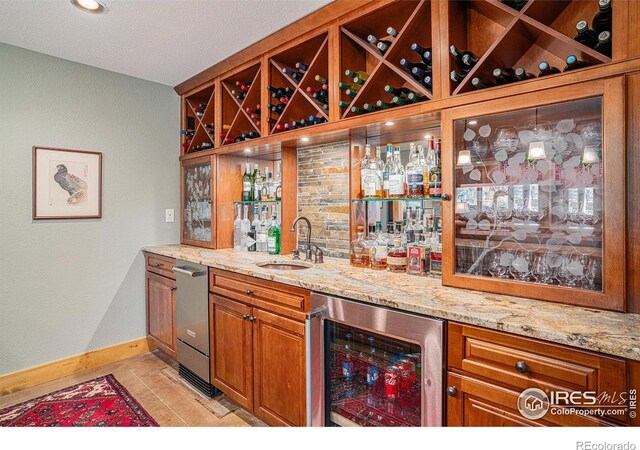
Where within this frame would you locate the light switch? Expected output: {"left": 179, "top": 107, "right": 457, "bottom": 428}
{"left": 165, "top": 209, "right": 175, "bottom": 223}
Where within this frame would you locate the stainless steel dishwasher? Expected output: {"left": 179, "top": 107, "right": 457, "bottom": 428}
{"left": 173, "top": 259, "right": 217, "bottom": 397}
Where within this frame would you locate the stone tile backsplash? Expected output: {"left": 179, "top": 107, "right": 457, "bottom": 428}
{"left": 296, "top": 141, "right": 350, "bottom": 259}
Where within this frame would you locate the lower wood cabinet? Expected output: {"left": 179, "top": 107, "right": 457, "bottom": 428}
{"left": 145, "top": 271, "right": 177, "bottom": 359}
{"left": 447, "top": 322, "right": 627, "bottom": 427}
{"left": 210, "top": 293, "right": 306, "bottom": 427}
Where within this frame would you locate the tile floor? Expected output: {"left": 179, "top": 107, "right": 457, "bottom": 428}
{"left": 0, "top": 351, "right": 266, "bottom": 427}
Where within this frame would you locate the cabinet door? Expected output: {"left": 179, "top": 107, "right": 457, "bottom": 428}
{"left": 447, "top": 373, "right": 615, "bottom": 427}
{"left": 210, "top": 294, "right": 253, "bottom": 410}
{"left": 146, "top": 272, "right": 177, "bottom": 359}
{"left": 181, "top": 155, "right": 216, "bottom": 248}
{"left": 252, "top": 308, "right": 306, "bottom": 427}
{"left": 442, "top": 77, "right": 626, "bottom": 311}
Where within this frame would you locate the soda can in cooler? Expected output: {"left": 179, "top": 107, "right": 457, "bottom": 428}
{"left": 342, "top": 360, "right": 354, "bottom": 382}
{"left": 366, "top": 365, "right": 379, "bottom": 385}
{"left": 384, "top": 366, "right": 400, "bottom": 400}
{"left": 396, "top": 358, "right": 415, "bottom": 391}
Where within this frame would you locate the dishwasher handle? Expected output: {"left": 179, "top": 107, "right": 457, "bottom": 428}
{"left": 172, "top": 266, "right": 207, "bottom": 277}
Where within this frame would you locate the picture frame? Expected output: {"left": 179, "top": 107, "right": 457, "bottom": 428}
{"left": 32, "top": 146, "right": 103, "bottom": 220}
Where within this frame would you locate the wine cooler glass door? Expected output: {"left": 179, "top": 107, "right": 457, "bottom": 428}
{"left": 310, "top": 293, "right": 444, "bottom": 427}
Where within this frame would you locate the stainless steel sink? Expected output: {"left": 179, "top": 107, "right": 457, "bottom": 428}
{"left": 256, "top": 261, "right": 313, "bottom": 270}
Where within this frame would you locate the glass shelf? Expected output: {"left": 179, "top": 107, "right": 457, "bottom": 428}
{"left": 233, "top": 200, "right": 281, "bottom": 205}
{"left": 352, "top": 197, "right": 442, "bottom": 203}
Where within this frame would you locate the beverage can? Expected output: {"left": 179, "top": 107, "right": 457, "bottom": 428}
{"left": 396, "top": 358, "right": 415, "bottom": 391}
{"left": 342, "top": 360, "right": 354, "bottom": 382}
{"left": 366, "top": 365, "right": 379, "bottom": 385}
{"left": 384, "top": 366, "right": 400, "bottom": 400}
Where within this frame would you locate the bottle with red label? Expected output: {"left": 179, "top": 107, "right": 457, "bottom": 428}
{"left": 428, "top": 139, "right": 442, "bottom": 198}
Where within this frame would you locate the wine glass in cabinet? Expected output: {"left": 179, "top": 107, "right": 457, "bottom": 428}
{"left": 441, "top": 77, "right": 626, "bottom": 311}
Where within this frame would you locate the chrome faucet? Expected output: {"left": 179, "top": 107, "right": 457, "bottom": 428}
{"left": 290, "top": 216, "right": 323, "bottom": 263}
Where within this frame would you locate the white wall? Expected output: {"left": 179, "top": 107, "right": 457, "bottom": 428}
{"left": 0, "top": 43, "right": 180, "bottom": 374}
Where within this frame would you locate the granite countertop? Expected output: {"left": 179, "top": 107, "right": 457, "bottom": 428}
{"left": 143, "top": 244, "right": 640, "bottom": 361}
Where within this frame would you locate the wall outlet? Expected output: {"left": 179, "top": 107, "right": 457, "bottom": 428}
{"left": 165, "top": 209, "right": 175, "bottom": 223}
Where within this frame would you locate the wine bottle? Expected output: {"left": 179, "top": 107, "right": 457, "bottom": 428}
{"left": 400, "top": 58, "right": 430, "bottom": 74}
{"left": 422, "top": 76, "right": 433, "bottom": 90}
{"left": 410, "top": 42, "right": 432, "bottom": 65}
{"left": 450, "top": 70, "right": 465, "bottom": 83}
{"left": 353, "top": 76, "right": 367, "bottom": 86}
{"left": 574, "top": 20, "right": 599, "bottom": 49}
{"left": 493, "top": 67, "right": 518, "bottom": 85}
{"left": 538, "top": 61, "right": 561, "bottom": 76}
{"left": 392, "top": 96, "right": 410, "bottom": 105}
{"left": 377, "top": 41, "right": 390, "bottom": 54}
{"left": 592, "top": 0, "right": 612, "bottom": 34}
{"left": 502, "top": 0, "right": 527, "bottom": 11}
{"left": 411, "top": 66, "right": 431, "bottom": 80}
{"left": 450, "top": 45, "right": 478, "bottom": 73}
{"left": 363, "top": 103, "right": 380, "bottom": 112}
{"left": 514, "top": 67, "right": 535, "bottom": 80}
{"left": 384, "top": 85, "right": 411, "bottom": 97}
{"left": 295, "top": 62, "right": 309, "bottom": 71}
{"left": 282, "top": 67, "right": 304, "bottom": 82}
{"left": 338, "top": 81, "right": 360, "bottom": 92}
{"left": 471, "top": 77, "right": 494, "bottom": 90}
{"left": 314, "top": 74, "right": 328, "bottom": 84}
{"left": 351, "top": 106, "right": 364, "bottom": 114}
{"left": 595, "top": 30, "right": 611, "bottom": 57}
{"left": 345, "top": 69, "right": 369, "bottom": 80}
{"left": 564, "top": 55, "right": 587, "bottom": 72}
{"left": 387, "top": 26, "right": 399, "bottom": 38}
{"left": 407, "top": 92, "right": 425, "bottom": 102}
{"left": 376, "top": 100, "right": 393, "bottom": 109}
{"left": 338, "top": 100, "right": 351, "bottom": 108}
{"left": 267, "top": 85, "right": 293, "bottom": 98}
{"left": 345, "top": 89, "right": 358, "bottom": 98}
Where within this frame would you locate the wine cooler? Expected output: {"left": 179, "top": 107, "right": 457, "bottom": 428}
{"left": 308, "top": 293, "right": 444, "bottom": 427}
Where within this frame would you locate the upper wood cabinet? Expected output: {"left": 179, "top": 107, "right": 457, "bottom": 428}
{"left": 181, "top": 155, "right": 216, "bottom": 248}
{"left": 441, "top": 77, "right": 626, "bottom": 311}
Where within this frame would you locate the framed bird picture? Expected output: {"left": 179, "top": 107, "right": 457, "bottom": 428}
{"left": 33, "top": 146, "right": 102, "bottom": 219}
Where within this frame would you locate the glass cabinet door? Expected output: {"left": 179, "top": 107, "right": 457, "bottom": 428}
{"left": 443, "top": 79, "right": 625, "bottom": 311}
{"left": 181, "top": 156, "right": 214, "bottom": 248}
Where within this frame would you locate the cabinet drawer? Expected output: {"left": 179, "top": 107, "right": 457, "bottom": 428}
{"left": 448, "top": 323, "right": 627, "bottom": 422}
{"left": 145, "top": 253, "right": 176, "bottom": 280}
{"left": 210, "top": 269, "right": 309, "bottom": 318}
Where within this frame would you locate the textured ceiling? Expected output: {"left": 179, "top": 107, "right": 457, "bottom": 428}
{"left": 0, "top": 0, "right": 331, "bottom": 86}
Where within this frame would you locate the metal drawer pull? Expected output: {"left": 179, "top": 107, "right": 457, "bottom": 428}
{"left": 172, "top": 266, "right": 206, "bottom": 277}
{"left": 446, "top": 386, "right": 457, "bottom": 397}
{"left": 249, "top": 316, "right": 257, "bottom": 322}
{"left": 154, "top": 263, "right": 163, "bottom": 268}
{"left": 242, "top": 314, "right": 249, "bottom": 320}
{"left": 170, "top": 287, "right": 177, "bottom": 292}
{"left": 515, "top": 361, "right": 529, "bottom": 373}
{"left": 246, "top": 289, "right": 254, "bottom": 295}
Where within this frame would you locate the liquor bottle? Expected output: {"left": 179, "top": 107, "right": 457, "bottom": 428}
{"left": 471, "top": 77, "right": 495, "bottom": 90}
{"left": 400, "top": 58, "right": 430, "bottom": 76}
{"left": 345, "top": 69, "right": 369, "bottom": 80}
{"left": 360, "top": 144, "right": 372, "bottom": 197}
{"left": 387, "top": 237, "right": 408, "bottom": 273}
{"left": 429, "top": 242, "right": 443, "bottom": 278}
{"left": 493, "top": 67, "right": 518, "bottom": 85}
{"left": 282, "top": 67, "right": 304, "bottom": 82}
{"left": 564, "top": 55, "right": 587, "bottom": 72}
{"left": 373, "top": 146, "right": 384, "bottom": 190}
{"left": 370, "top": 231, "right": 388, "bottom": 271}
{"left": 253, "top": 167, "right": 263, "bottom": 202}
{"left": 233, "top": 204, "right": 242, "bottom": 249}
{"left": 261, "top": 167, "right": 270, "bottom": 200}
{"left": 247, "top": 226, "right": 257, "bottom": 252}
{"left": 538, "top": 61, "right": 561, "bottom": 76}
{"left": 514, "top": 67, "right": 535, "bottom": 81}
{"left": 363, "top": 149, "right": 383, "bottom": 198}
{"left": 382, "top": 144, "right": 393, "bottom": 198}
{"left": 350, "top": 225, "right": 371, "bottom": 268}
{"left": 267, "top": 212, "right": 281, "bottom": 255}
{"left": 450, "top": 45, "right": 478, "bottom": 73}
{"left": 410, "top": 43, "right": 432, "bottom": 65}
{"left": 574, "top": 20, "right": 599, "bottom": 49}
{"left": 252, "top": 205, "right": 261, "bottom": 229}
{"left": 595, "top": 30, "right": 611, "bottom": 57}
{"left": 256, "top": 206, "right": 269, "bottom": 253}
{"left": 388, "top": 146, "right": 406, "bottom": 198}
{"left": 592, "top": 0, "right": 612, "bottom": 34}
{"left": 242, "top": 162, "right": 252, "bottom": 201}
{"left": 405, "top": 143, "right": 425, "bottom": 197}
{"left": 450, "top": 70, "right": 465, "bottom": 84}
{"left": 273, "top": 160, "right": 282, "bottom": 200}
{"left": 429, "top": 140, "right": 442, "bottom": 198}
{"left": 241, "top": 204, "right": 251, "bottom": 250}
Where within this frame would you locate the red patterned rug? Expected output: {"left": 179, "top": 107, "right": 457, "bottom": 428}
{"left": 0, "top": 374, "right": 158, "bottom": 427}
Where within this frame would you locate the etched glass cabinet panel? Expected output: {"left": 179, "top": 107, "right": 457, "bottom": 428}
{"left": 181, "top": 156, "right": 215, "bottom": 248}
{"left": 442, "top": 79, "right": 625, "bottom": 311}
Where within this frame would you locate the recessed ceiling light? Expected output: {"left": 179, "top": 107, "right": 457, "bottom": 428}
{"left": 244, "top": 148, "right": 252, "bottom": 153}
{"left": 301, "top": 137, "right": 310, "bottom": 142}
{"left": 71, "top": 0, "right": 108, "bottom": 14}
{"left": 385, "top": 121, "right": 394, "bottom": 126}
{"left": 424, "top": 134, "right": 432, "bottom": 139}
{"left": 468, "top": 120, "right": 478, "bottom": 125}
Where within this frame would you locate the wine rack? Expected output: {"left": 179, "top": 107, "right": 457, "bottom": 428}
{"left": 339, "top": 0, "right": 433, "bottom": 119}
{"left": 183, "top": 82, "right": 215, "bottom": 154}
{"left": 268, "top": 33, "right": 329, "bottom": 134}
{"left": 221, "top": 63, "right": 262, "bottom": 145}
{"left": 446, "top": 0, "right": 613, "bottom": 96}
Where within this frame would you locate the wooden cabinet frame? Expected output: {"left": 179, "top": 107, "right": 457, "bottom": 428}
{"left": 441, "top": 77, "right": 626, "bottom": 311}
